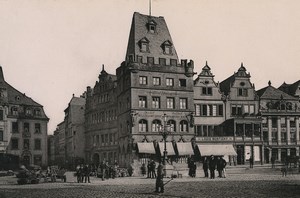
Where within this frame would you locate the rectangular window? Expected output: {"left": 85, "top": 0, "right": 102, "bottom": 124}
{"left": 170, "top": 59, "right": 177, "bottom": 66}
{"left": 24, "top": 123, "right": 29, "bottom": 133}
{"left": 139, "top": 96, "right": 147, "bottom": 108}
{"left": 179, "top": 79, "right": 186, "bottom": 87}
{"left": 153, "top": 77, "right": 161, "bottom": 86}
{"left": 249, "top": 105, "right": 255, "bottom": 114}
{"left": 12, "top": 122, "right": 19, "bottom": 133}
{"left": 0, "top": 109, "right": 3, "bottom": 121}
{"left": 141, "top": 43, "right": 148, "bottom": 52}
{"left": 11, "top": 138, "right": 19, "bottom": 150}
{"left": 23, "top": 139, "right": 30, "bottom": 150}
{"left": 137, "top": 56, "right": 143, "bottom": 63}
{"left": 218, "top": 105, "right": 223, "bottom": 116}
{"left": 180, "top": 98, "right": 187, "bottom": 109}
{"left": 202, "top": 87, "right": 212, "bottom": 95}
{"left": 167, "top": 97, "right": 175, "bottom": 109}
{"left": 109, "top": 134, "right": 112, "bottom": 144}
{"left": 232, "top": 105, "right": 242, "bottom": 116}
{"left": 34, "top": 139, "right": 41, "bottom": 150}
{"left": 212, "top": 105, "right": 217, "bottom": 116}
{"left": 238, "top": 88, "right": 248, "bottom": 97}
{"left": 202, "top": 105, "right": 207, "bottom": 116}
{"left": 152, "top": 97, "right": 160, "bottom": 109}
{"left": 101, "top": 135, "right": 104, "bottom": 144}
{"left": 147, "top": 57, "right": 154, "bottom": 65}
{"left": 166, "top": 78, "right": 174, "bottom": 87}
{"left": 0, "top": 130, "right": 3, "bottom": 141}
{"left": 105, "top": 134, "right": 108, "bottom": 143}
{"left": 139, "top": 76, "right": 147, "bottom": 85}
{"left": 244, "top": 105, "right": 249, "bottom": 114}
{"left": 195, "top": 104, "right": 201, "bottom": 116}
{"left": 35, "top": 123, "right": 41, "bottom": 133}
{"left": 159, "top": 58, "right": 166, "bottom": 66}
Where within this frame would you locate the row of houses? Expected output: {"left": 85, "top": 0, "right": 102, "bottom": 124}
{"left": 49, "top": 12, "right": 300, "bottom": 173}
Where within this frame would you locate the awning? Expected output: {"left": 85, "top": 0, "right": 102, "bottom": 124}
{"left": 176, "top": 142, "right": 194, "bottom": 156}
{"left": 137, "top": 142, "right": 156, "bottom": 154}
{"left": 158, "top": 142, "right": 176, "bottom": 156}
{"left": 197, "top": 144, "right": 237, "bottom": 156}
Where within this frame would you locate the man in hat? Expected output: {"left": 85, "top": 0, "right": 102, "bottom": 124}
{"left": 209, "top": 155, "right": 216, "bottom": 179}
{"left": 155, "top": 161, "right": 164, "bottom": 193}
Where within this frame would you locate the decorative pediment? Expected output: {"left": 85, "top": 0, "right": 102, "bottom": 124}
{"left": 139, "top": 37, "right": 150, "bottom": 44}
{"left": 162, "top": 40, "right": 173, "bottom": 46}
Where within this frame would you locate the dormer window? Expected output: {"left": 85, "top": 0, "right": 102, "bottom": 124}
{"left": 147, "top": 20, "right": 157, "bottom": 33}
{"left": 138, "top": 37, "right": 150, "bottom": 52}
{"left": 161, "top": 40, "right": 173, "bottom": 55}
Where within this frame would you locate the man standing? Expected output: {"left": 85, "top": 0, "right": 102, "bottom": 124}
{"left": 271, "top": 156, "right": 275, "bottom": 168}
{"left": 216, "top": 157, "right": 223, "bottom": 178}
{"left": 203, "top": 157, "right": 209, "bottom": 178}
{"left": 155, "top": 161, "right": 164, "bottom": 193}
{"left": 209, "top": 155, "right": 216, "bottom": 179}
{"left": 249, "top": 156, "right": 254, "bottom": 168}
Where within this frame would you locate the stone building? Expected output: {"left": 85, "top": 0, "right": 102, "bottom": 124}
{"left": 53, "top": 121, "right": 65, "bottom": 167}
{"left": 85, "top": 66, "right": 118, "bottom": 166}
{"left": 257, "top": 81, "right": 300, "bottom": 162}
{"left": 0, "top": 66, "right": 49, "bottom": 169}
{"left": 193, "top": 64, "right": 262, "bottom": 165}
{"left": 116, "top": 12, "right": 195, "bottom": 171}
{"left": 64, "top": 95, "right": 86, "bottom": 168}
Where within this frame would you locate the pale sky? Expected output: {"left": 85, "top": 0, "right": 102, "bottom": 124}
{"left": 0, "top": 0, "right": 299, "bottom": 134}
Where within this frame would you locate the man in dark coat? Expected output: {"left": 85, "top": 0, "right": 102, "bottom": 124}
{"left": 83, "top": 164, "right": 91, "bottom": 183}
{"left": 203, "top": 157, "right": 209, "bottom": 178}
{"left": 155, "top": 161, "right": 164, "bottom": 193}
{"left": 249, "top": 156, "right": 254, "bottom": 168}
{"left": 217, "top": 157, "right": 223, "bottom": 178}
{"left": 209, "top": 155, "right": 216, "bottom": 179}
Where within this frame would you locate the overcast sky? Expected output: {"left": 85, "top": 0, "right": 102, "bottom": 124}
{"left": 0, "top": 0, "right": 299, "bottom": 134}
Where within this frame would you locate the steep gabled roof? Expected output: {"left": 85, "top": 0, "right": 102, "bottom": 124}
{"left": 257, "top": 83, "right": 298, "bottom": 101}
{"left": 279, "top": 80, "right": 300, "bottom": 96}
{"left": 0, "top": 66, "right": 42, "bottom": 107}
{"left": 125, "top": 12, "right": 178, "bottom": 62}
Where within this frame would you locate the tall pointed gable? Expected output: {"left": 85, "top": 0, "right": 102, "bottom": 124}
{"left": 0, "top": 66, "right": 4, "bottom": 82}
{"left": 125, "top": 12, "right": 179, "bottom": 64}
{"left": 278, "top": 80, "right": 300, "bottom": 97}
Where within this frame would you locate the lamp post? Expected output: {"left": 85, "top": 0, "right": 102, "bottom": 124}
{"left": 160, "top": 113, "right": 171, "bottom": 176}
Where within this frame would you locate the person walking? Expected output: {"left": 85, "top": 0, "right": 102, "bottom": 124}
{"left": 147, "top": 161, "right": 151, "bottom": 178}
{"left": 100, "top": 161, "right": 106, "bottom": 181}
{"left": 191, "top": 161, "right": 197, "bottom": 177}
{"left": 221, "top": 157, "right": 227, "bottom": 178}
{"left": 155, "top": 161, "right": 164, "bottom": 193}
{"left": 271, "top": 156, "right": 275, "bottom": 168}
{"left": 203, "top": 157, "right": 209, "bottom": 178}
{"left": 209, "top": 155, "right": 216, "bottom": 179}
{"left": 249, "top": 156, "right": 254, "bottom": 168}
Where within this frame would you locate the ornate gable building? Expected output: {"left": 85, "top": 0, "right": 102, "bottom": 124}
{"left": 117, "top": 12, "right": 195, "bottom": 170}
{"left": 257, "top": 81, "right": 300, "bottom": 162}
{"left": 0, "top": 66, "right": 49, "bottom": 169}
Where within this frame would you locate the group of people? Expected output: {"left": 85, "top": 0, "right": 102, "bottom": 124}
{"left": 98, "top": 160, "right": 119, "bottom": 181}
{"left": 141, "top": 160, "right": 156, "bottom": 179}
{"left": 76, "top": 164, "right": 92, "bottom": 183}
{"left": 203, "top": 155, "right": 227, "bottom": 179}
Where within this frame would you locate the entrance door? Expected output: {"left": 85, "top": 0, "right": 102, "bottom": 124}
{"left": 236, "top": 145, "right": 244, "bottom": 165}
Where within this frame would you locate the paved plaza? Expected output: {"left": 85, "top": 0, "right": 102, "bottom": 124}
{"left": 0, "top": 167, "right": 299, "bottom": 198}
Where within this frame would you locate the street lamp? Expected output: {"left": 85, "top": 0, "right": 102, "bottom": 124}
{"left": 159, "top": 113, "right": 171, "bottom": 176}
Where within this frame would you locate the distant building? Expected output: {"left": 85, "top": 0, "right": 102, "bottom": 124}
{"left": 85, "top": 65, "right": 118, "bottom": 166}
{"left": 64, "top": 95, "right": 86, "bottom": 168}
{"left": 47, "top": 135, "right": 55, "bottom": 165}
{"left": 53, "top": 121, "right": 65, "bottom": 167}
{"left": 0, "top": 66, "right": 49, "bottom": 169}
{"left": 257, "top": 81, "right": 300, "bottom": 162}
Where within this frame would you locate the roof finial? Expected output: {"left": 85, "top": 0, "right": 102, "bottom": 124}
{"left": 149, "top": 0, "right": 152, "bottom": 16}
{"left": 102, "top": 64, "right": 105, "bottom": 71}
{"left": 205, "top": 60, "right": 208, "bottom": 66}
{"left": 241, "top": 62, "right": 244, "bottom": 67}
{"left": 268, "top": 80, "right": 271, "bottom": 86}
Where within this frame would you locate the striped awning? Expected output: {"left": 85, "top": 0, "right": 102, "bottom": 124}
{"left": 158, "top": 142, "right": 176, "bottom": 156}
{"left": 176, "top": 142, "right": 194, "bottom": 156}
{"left": 197, "top": 144, "right": 237, "bottom": 156}
{"left": 137, "top": 142, "right": 156, "bottom": 154}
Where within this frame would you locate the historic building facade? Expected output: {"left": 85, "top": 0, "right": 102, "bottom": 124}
{"left": 257, "top": 81, "right": 300, "bottom": 162}
{"left": 64, "top": 95, "right": 86, "bottom": 168}
{"left": 193, "top": 64, "right": 263, "bottom": 165}
{"left": 85, "top": 66, "right": 118, "bottom": 166}
{"left": 0, "top": 66, "right": 49, "bottom": 169}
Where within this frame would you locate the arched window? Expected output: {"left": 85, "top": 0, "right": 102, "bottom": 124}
{"left": 167, "top": 120, "right": 176, "bottom": 132}
{"left": 152, "top": 119, "right": 162, "bottom": 132}
{"left": 139, "top": 119, "right": 148, "bottom": 132}
{"left": 280, "top": 104, "right": 286, "bottom": 110}
{"left": 179, "top": 120, "right": 189, "bottom": 132}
